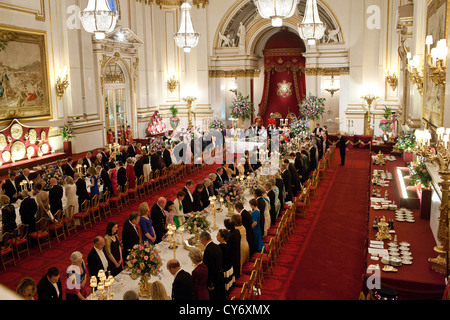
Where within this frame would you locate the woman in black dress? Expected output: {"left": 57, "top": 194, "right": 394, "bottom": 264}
{"left": 1, "top": 195, "right": 16, "bottom": 235}
{"left": 216, "top": 229, "right": 235, "bottom": 293}
{"left": 104, "top": 221, "right": 123, "bottom": 276}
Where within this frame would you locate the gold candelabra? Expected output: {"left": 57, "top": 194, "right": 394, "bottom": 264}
{"left": 55, "top": 67, "right": 70, "bottom": 99}
{"left": 167, "top": 224, "right": 178, "bottom": 258}
{"left": 183, "top": 96, "right": 197, "bottom": 129}
{"left": 209, "top": 196, "right": 218, "bottom": 230}
{"left": 385, "top": 71, "right": 398, "bottom": 91}
{"left": 415, "top": 128, "right": 450, "bottom": 275}
{"left": 426, "top": 36, "right": 447, "bottom": 87}
{"left": 361, "top": 94, "right": 379, "bottom": 136}
{"left": 90, "top": 270, "right": 114, "bottom": 300}
{"left": 325, "top": 75, "right": 340, "bottom": 97}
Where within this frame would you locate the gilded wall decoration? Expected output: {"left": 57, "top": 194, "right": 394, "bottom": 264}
{"left": 0, "top": 25, "right": 51, "bottom": 124}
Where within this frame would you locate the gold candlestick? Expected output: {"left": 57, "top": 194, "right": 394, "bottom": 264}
{"left": 90, "top": 276, "right": 97, "bottom": 300}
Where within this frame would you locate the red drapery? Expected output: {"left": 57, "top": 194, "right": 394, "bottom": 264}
{"left": 259, "top": 48, "right": 306, "bottom": 126}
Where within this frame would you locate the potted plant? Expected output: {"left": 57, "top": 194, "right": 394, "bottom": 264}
{"left": 397, "top": 129, "right": 416, "bottom": 162}
{"left": 59, "top": 124, "right": 75, "bottom": 155}
{"left": 379, "top": 106, "right": 393, "bottom": 136}
{"left": 169, "top": 105, "right": 180, "bottom": 130}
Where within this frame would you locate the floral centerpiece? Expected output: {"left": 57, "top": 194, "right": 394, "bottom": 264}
{"left": 409, "top": 158, "right": 432, "bottom": 188}
{"left": 379, "top": 106, "right": 393, "bottom": 134}
{"left": 169, "top": 105, "right": 180, "bottom": 130}
{"left": 299, "top": 94, "right": 326, "bottom": 121}
{"left": 209, "top": 119, "right": 226, "bottom": 131}
{"left": 126, "top": 242, "right": 163, "bottom": 298}
{"left": 59, "top": 124, "right": 75, "bottom": 141}
{"left": 230, "top": 93, "right": 254, "bottom": 120}
{"left": 218, "top": 179, "right": 244, "bottom": 216}
{"left": 396, "top": 130, "right": 416, "bottom": 152}
{"left": 42, "top": 165, "right": 64, "bottom": 190}
{"left": 290, "top": 118, "right": 310, "bottom": 136}
{"left": 184, "top": 211, "right": 211, "bottom": 235}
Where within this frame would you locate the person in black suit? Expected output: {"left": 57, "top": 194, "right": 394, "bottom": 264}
{"left": 281, "top": 164, "right": 293, "bottom": 202}
{"left": 167, "top": 259, "right": 193, "bottom": 300}
{"left": 163, "top": 145, "right": 172, "bottom": 168}
{"left": 337, "top": 133, "right": 347, "bottom": 166}
{"left": 82, "top": 152, "right": 93, "bottom": 170}
{"left": 2, "top": 173, "right": 19, "bottom": 203}
{"left": 192, "top": 183, "right": 205, "bottom": 212}
{"left": 150, "top": 198, "right": 167, "bottom": 244}
{"left": 200, "top": 231, "right": 226, "bottom": 300}
{"left": 117, "top": 162, "right": 127, "bottom": 189}
{"left": 265, "top": 182, "right": 277, "bottom": 225}
{"left": 309, "top": 142, "right": 318, "bottom": 172}
{"left": 293, "top": 152, "right": 306, "bottom": 183}
{"left": 224, "top": 219, "right": 241, "bottom": 279}
{"left": 122, "top": 212, "right": 141, "bottom": 262}
{"left": 312, "top": 124, "right": 322, "bottom": 137}
{"left": 284, "top": 159, "right": 301, "bottom": 196}
{"left": 134, "top": 155, "right": 144, "bottom": 180}
{"left": 99, "top": 148, "right": 110, "bottom": 170}
{"left": 254, "top": 188, "right": 266, "bottom": 236}
{"left": 275, "top": 175, "right": 285, "bottom": 210}
{"left": 75, "top": 173, "right": 90, "bottom": 209}
{"left": 15, "top": 168, "right": 32, "bottom": 192}
{"left": 201, "top": 179, "right": 212, "bottom": 210}
{"left": 150, "top": 150, "right": 160, "bottom": 172}
{"left": 48, "top": 178, "right": 63, "bottom": 216}
{"left": 214, "top": 167, "right": 224, "bottom": 190}
{"left": 19, "top": 190, "right": 38, "bottom": 233}
{"left": 100, "top": 167, "right": 113, "bottom": 196}
{"left": 127, "top": 142, "right": 137, "bottom": 158}
{"left": 37, "top": 267, "right": 62, "bottom": 300}
{"left": 235, "top": 202, "right": 256, "bottom": 256}
{"left": 182, "top": 180, "right": 194, "bottom": 214}
{"left": 87, "top": 236, "right": 110, "bottom": 282}
{"left": 64, "top": 158, "right": 75, "bottom": 179}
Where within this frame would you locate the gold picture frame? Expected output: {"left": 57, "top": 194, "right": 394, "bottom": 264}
{"left": 423, "top": 0, "right": 449, "bottom": 128}
{"left": 0, "top": 24, "right": 52, "bottom": 125}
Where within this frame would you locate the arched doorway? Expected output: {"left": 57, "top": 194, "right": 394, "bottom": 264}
{"left": 104, "top": 61, "right": 130, "bottom": 145}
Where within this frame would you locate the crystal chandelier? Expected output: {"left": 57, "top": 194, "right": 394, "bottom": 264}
{"left": 297, "top": 0, "right": 326, "bottom": 45}
{"left": 174, "top": 2, "right": 200, "bottom": 53}
{"left": 254, "top": 0, "right": 300, "bottom": 27}
{"left": 79, "top": 0, "right": 118, "bottom": 40}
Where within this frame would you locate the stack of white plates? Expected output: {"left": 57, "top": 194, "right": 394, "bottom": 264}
{"left": 395, "top": 209, "right": 415, "bottom": 222}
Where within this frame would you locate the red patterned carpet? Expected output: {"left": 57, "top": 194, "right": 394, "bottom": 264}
{"left": 260, "top": 148, "right": 370, "bottom": 300}
{"left": 0, "top": 163, "right": 220, "bottom": 296}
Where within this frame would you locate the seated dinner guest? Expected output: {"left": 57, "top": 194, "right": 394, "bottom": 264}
{"left": 167, "top": 259, "right": 193, "bottom": 300}
{"left": 188, "top": 248, "right": 209, "bottom": 300}
{"left": 37, "top": 267, "right": 62, "bottom": 300}
{"left": 138, "top": 202, "right": 156, "bottom": 245}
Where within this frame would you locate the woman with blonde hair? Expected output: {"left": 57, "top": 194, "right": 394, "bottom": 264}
{"left": 138, "top": 202, "right": 156, "bottom": 244}
{"left": 16, "top": 277, "right": 37, "bottom": 300}
{"left": 150, "top": 280, "right": 171, "bottom": 300}
{"left": 64, "top": 176, "right": 79, "bottom": 214}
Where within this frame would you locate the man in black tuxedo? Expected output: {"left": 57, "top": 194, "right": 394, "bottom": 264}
{"left": 284, "top": 159, "right": 301, "bottom": 196}
{"left": 75, "top": 173, "right": 90, "bottom": 208}
{"left": 281, "top": 164, "right": 293, "bottom": 202}
{"left": 87, "top": 236, "right": 110, "bottom": 282}
{"left": 82, "top": 152, "right": 93, "bottom": 169}
{"left": 19, "top": 190, "right": 38, "bottom": 233}
{"left": 127, "top": 141, "right": 137, "bottom": 158}
{"left": 48, "top": 178, "right": 63, "bottom": 216}
{"left": 200, "top": 231, "right": 226, "bottom": 300}
{"left": 182, "top": 180, "right": 194, "bottom": 214}
{"left": 309, "top": 142, "right": 318, "bottom": 172}
{"left": 337, "top": 133, "right": 347, "bottom": 166}
{"left": 117, "top": 162, "right": 127, "bottom": 189}
{"left": 2, "top": 172, "right": 19, "bottom": 203}
{"left": 99, "top": 148, "right": 110, "bottom": 170}
{"left": 214, "top": 167, "right": 224, "bottom": 190}
{"left": 64, "top": 158, "right": 75, "bottom": 179}
{"left": 150, "top": 150, "right": 160, "bottom": 172}
{"left": 167, "top": 259, "right": 193, "bottom": 300}
{"left": 150, "top": 197, "right": 167, "bottom": 244}
{"left": 122, "top": 212, "right": 141, "bottom": 261}
{"left": 100, "top": 166, "right": 113, "bottom": 196}
{"left": 235, "top": 202, "right": 256, "bottom": 256}
{"left": 55, "top": 160, "right": 65, "bottom": 177}
{"left": 312, "top": 124, "right": 322, "bottom": 137}
{"left": 15, "top": 168, "right": 32, "bottom": 192}
{"left": 37, "top": 267, "right": 63, "bottom": 300}
{"left": 254, "top": 188, "right": 266, "bottom": 236}
{"left": 265, "top": 182, "right": 277, "bottom": 225}
{"left": 201, "top": 178, "right": 212, "bottom": 210}
{"left": 163, "top": 145, "right": 172, "bottom": 168}
{"left": 134, "top": 155, "right": 144, "bottom": 180}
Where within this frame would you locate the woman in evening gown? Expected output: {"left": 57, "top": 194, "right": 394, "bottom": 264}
{"left": 108, "top": 162, "right": 118, "bottom": 196}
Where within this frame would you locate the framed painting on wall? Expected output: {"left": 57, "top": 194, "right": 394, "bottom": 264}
{"left": 423, "top": 0, "right": 449, "bottom": 128}
{"left": 0, "top": 25, "right": 52, "bottom": 124}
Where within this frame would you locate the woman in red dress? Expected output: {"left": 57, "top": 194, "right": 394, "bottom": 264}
{"left": 188, "top": 248, "right": 209, "bottom": 300}
{"left": 126, "top": 158, "right": 136, "bottom": 189}
{"left": 107, "top": 129, "right": 115, "bottom": 145}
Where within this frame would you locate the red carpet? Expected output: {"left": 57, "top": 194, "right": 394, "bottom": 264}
{"left": 0, "top": 163, "right": 220, "bottom": 296}
{"left": 259, "top": 148, "right": 370, "bottom": 300}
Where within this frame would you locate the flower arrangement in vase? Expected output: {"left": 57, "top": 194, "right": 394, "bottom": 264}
{"left": 290, "top": 118, "right": 310, "bottom": 136}
{"left": 217, "top": 179, "right": 244, "bottom": 205}
{"left": 209, "top": 119, "right": 226, "bottom": 131}
{"left": 42, "top": 165, "right": 64, "bottom": 190}
{"left": 169, "top": 105, "right": 180, "bottom": 130}
{"left": 396, "top": 130, "right": 416, "bottom": 152}
{"left": 59, "top": 124, "right": 75, "bottom": 141}
{"left": 230, "top": 93, "right": 254, "bottom": 121}
{"left": 184, "top": 211, "right": 211, "bottom": 235}
{"left": 409, "top": 158, "right": 432, "bottom": 189}
{"left": 299, "top": 94, "right": 326, "bottom": 121}
{"left": 379, "top": 106, "right": 393, "bottom": 135}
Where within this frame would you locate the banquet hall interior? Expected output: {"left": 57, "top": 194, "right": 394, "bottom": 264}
{"left": 0, "top": 0, "right": 450, "bottom": 303}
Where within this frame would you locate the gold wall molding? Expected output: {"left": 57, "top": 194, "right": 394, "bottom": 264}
{"left": 137, "top": 0, "right": 208, "bottom": 8}
{"left": 305, "top": 67, "right": 350, "bottom": 76}
{"left": 209, "top": 69, "right": 260, "bottom": 78}
{"left": 0, "top": 0, "right": 45, "bottom": 21}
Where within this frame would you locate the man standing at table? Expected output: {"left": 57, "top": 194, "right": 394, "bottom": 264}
{"left": 65, "top": 158, "right": 75, "bottom": 179}
{"left": 200, "top": 231, "right": 226, "bottom": 300}
{"left": 49, "top": 178, "right": 63, "bottom": 217}
{"left": 37, "top": 267, "right": 63, "bottom": 300}
{"left": 337, "top": 132, "right": 347, "bottom": 166}
{"left": 75, "top": 173, "right": 90, "bottom": 209}
{"left": 122, "top": 212, "right": 141, "bottom": 262}
{"left": 151, "top": 197, "right": 167, "bottom": 244}
{"left": 167, "top": 259, "right": 193, "bottom": 300}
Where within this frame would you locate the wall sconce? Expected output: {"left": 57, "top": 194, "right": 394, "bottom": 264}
{"left": 407, "top": 54, "right": 424, "bottom": 96}
{"left": 385, "top": 70, "right": 398, "bottom": 91}
{"left": 426, "top": 35, "right": 447, "bottom": 87}
{"left": 167, "top": 74, "right": 179, "bottom": 93}
{"left": 324, "top": 74, "right": 340, "bottom": 97}
{"left": 55, "top": 66, "right": 69, "bottom": 99}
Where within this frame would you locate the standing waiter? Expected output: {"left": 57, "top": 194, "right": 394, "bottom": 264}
{"left": 337, "top": 132, "right": 347, "bottom": 166}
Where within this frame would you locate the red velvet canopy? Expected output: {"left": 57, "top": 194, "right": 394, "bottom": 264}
{"left": 258, "top": 28, "right": 307, "bottom": 126}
